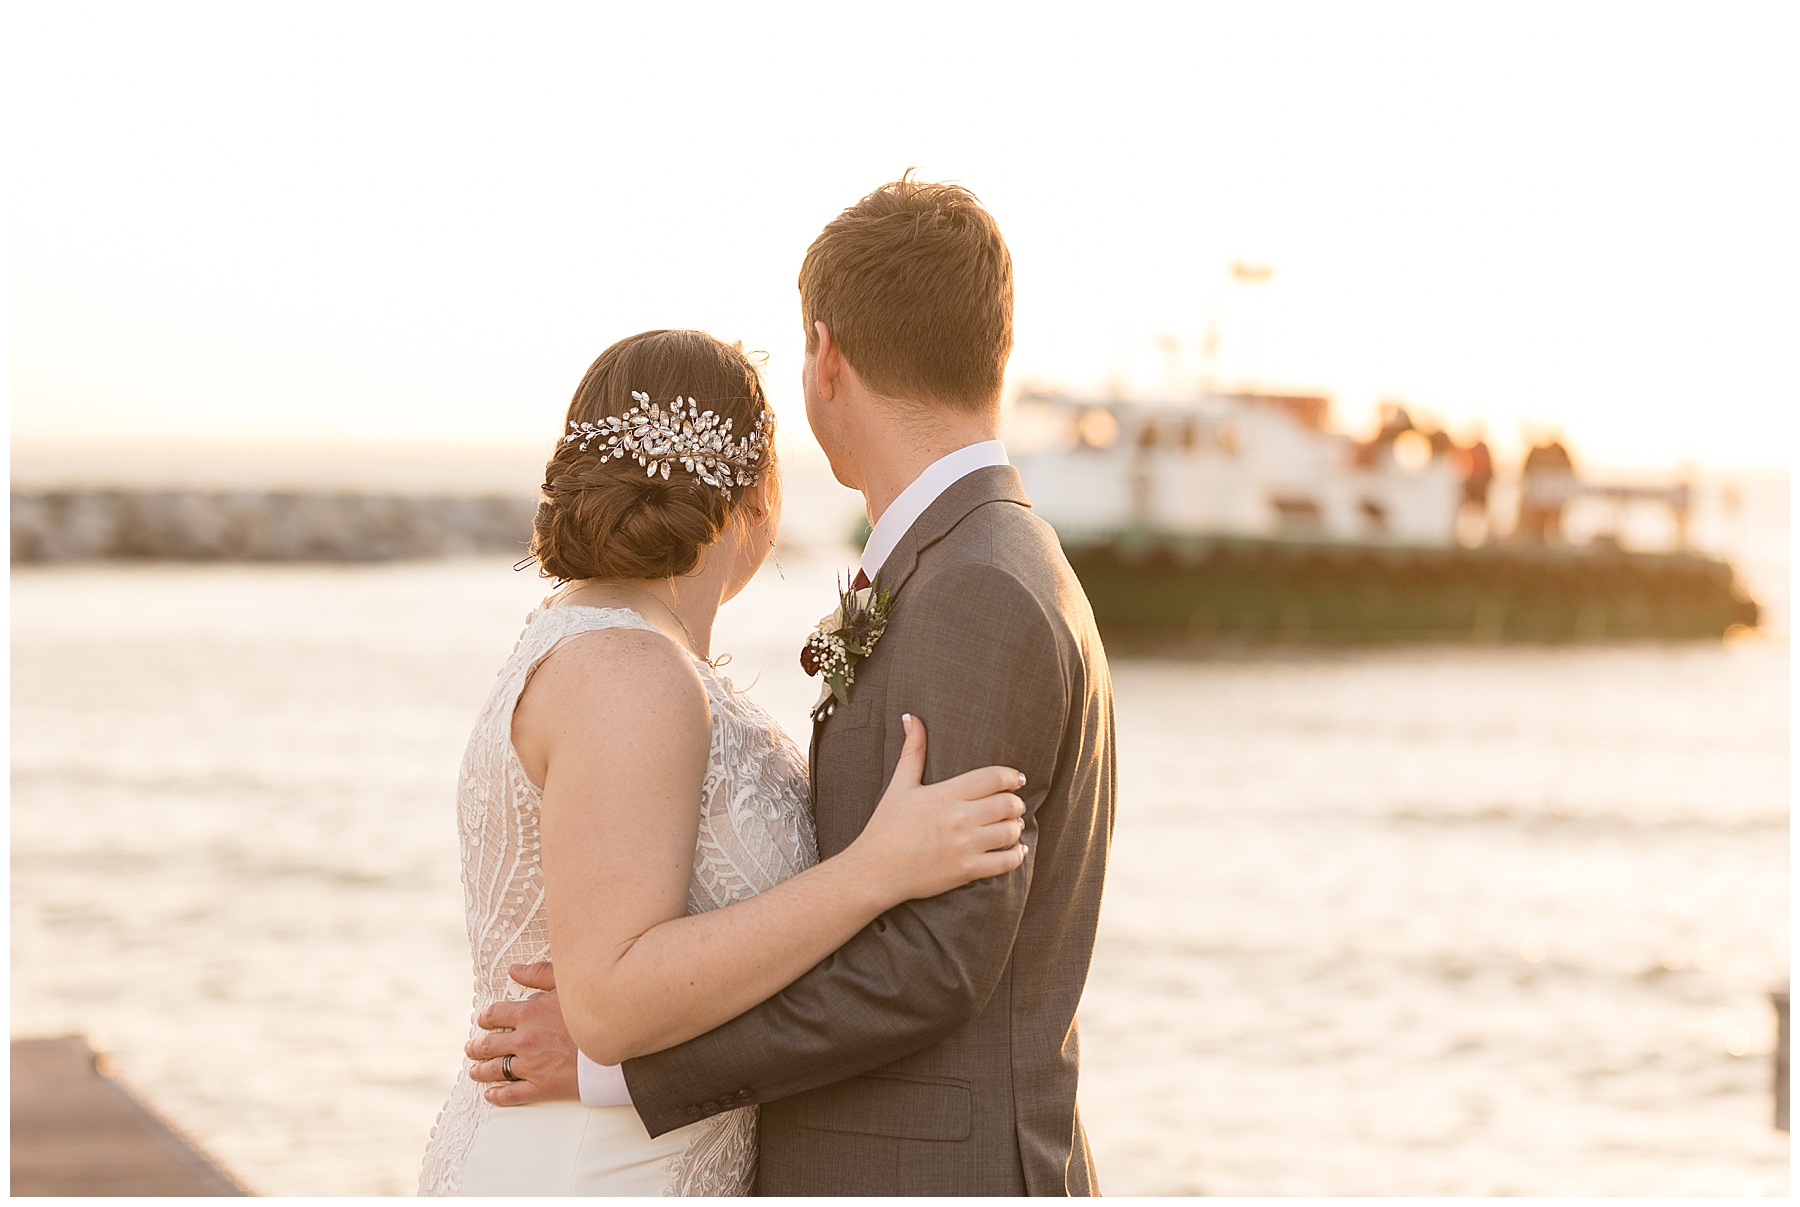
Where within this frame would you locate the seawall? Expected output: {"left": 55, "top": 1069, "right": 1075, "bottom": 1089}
{"left": 12, "top": 490, "right": 537, "bottom": 563}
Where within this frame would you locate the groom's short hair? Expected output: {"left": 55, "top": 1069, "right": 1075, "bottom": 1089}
{"left": 800, "top": 172, "right": 1013, "bottom": 413}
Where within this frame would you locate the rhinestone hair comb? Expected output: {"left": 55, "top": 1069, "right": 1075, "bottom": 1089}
{"left": 564, "top": 391, "right": 769, "bottom": 496}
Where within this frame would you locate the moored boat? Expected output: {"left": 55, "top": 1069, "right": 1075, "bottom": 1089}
{"left": 1007, "top": 388, "right": 1758, "bottom": 642}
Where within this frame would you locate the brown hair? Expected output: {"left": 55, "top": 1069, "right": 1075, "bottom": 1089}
{"left": 531, "top": 329, "right": 773, "bottom": 582}
{"left": 799, "top": 172, "right": 1013, "bottom": 413}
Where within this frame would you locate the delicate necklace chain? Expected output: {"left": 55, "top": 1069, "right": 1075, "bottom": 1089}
{"left": 571, "top": 582, "right": 703, "bottom": 659}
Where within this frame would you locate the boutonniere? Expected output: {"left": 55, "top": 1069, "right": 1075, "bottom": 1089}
{"left": 801, "top": 575, "right": 894, "bottom": 717}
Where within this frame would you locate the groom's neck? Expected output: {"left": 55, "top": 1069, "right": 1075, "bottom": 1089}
{"left": 856, "top": 402, "right": 1000, "bottom": 525}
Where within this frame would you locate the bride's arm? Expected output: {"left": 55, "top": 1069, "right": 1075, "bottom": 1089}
{"left": 518, "top": 627, "right": 1024, "bottom": 1068}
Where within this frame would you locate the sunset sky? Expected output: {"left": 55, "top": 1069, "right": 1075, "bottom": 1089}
{"left": 11, "top": 2, "right": 1797, "bottom": 471}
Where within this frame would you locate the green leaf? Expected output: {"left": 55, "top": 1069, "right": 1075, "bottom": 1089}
{"left": 827, "top": 672, "right": 850, "bottom": 708}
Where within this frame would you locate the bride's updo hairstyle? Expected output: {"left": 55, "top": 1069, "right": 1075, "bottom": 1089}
{"left": 531, "top": 329, "right": 774, "bottom": 582}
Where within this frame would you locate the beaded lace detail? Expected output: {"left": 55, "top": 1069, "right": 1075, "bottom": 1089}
{"left": 418, "top": 603, "right": 817, "bottom": 1196}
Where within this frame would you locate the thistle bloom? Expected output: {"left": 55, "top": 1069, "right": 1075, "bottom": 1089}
{"left": 803, "top": 576, "right": 895, "bottom": 713}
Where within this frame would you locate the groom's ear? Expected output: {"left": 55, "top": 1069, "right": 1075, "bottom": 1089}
{"left": 812, "top": 320, "right": 842, "bottom": 402}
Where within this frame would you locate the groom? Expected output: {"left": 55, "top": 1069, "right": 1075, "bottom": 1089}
{"left": 467, "top": 175, "right": 1115, "bottom": 1195}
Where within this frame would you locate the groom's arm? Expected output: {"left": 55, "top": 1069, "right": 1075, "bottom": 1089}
{"left": 620, "top": 560, "right": 1068, "bottom": 1137}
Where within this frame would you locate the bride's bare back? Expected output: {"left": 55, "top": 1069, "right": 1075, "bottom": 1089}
{"left": 418, "top": 602, "right": 818, "bottom": 1195}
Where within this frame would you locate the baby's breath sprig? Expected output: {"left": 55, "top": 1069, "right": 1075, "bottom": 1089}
{"left": 802, "top": 575, "right": 895, "bottom": 716}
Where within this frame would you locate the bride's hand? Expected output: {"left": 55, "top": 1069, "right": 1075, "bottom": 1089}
{"left": 851, "top": 714, "right": 1028, "bottom": 903}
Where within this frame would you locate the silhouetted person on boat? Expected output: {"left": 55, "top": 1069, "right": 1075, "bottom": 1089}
{"left": 1519, "top": 436, "right": 1575, "bottom": 543}
{"left": 1355, "top": 402, "right": 1417, "bottom": 468}
{"left": 1460, "top": 434, "right": 1493, "bottom": 536}
{"left": 1376, "top": 403, "right": 1416, "bottom": 445}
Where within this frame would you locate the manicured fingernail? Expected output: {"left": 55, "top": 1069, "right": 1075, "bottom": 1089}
{"left": 901, "top": 713, "right": 912, "bottom": 733}
{"left": 1017, "top": 772, "right": 1027, "bottom": 788}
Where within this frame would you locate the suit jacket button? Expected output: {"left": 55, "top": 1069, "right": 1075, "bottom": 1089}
{"left": 685, "top": 1105, "right": 701, "bottom": 1119}
{"left": 737, "top": 1089, "right": 753, "bottom": 1102}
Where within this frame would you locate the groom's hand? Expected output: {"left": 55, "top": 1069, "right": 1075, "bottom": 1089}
{"left": 464, "top": 961, "right": 581, "bottom": 1105}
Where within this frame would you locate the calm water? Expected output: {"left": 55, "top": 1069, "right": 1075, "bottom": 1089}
{"left": 11, "top": 537, "right": 1788, "bottom": 1195}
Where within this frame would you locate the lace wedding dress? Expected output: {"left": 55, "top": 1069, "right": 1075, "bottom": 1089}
{"left": 418, "top": 603, "right": 817, "bottom": 1196}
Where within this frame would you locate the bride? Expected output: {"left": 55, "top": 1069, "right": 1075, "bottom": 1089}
{"left": 417, "top": 329, "right": 1028, "bottom": 1195}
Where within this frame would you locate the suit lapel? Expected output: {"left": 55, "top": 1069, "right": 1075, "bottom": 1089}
{"left": 866, "top": 465, "right": 1031, "bottom": 601}
{"left": 807, "top": 464, "right": 1033, "bottom": 790}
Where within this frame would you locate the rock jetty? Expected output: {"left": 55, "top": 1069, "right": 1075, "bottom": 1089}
{"left": 11, "top": 490, "right": 537, "bottom": 563}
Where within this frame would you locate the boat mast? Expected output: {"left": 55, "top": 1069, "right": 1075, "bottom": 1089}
{"left": 1216, "top": 261, "right": 1274, "bottom": 395}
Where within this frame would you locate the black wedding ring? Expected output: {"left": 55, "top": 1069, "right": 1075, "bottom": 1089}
{"left": 500, "top": 1054, "right": 521, "bottom": 1082}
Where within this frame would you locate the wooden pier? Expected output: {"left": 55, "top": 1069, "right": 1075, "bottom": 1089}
{"left": 10, "top": 1036, "right": 247, "bottom": 1196}
{"left": 1775, "top": 990, "right": 1789, "bottom": 1133}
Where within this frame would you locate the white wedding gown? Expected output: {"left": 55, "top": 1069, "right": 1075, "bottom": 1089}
{"left": 418, "top": 603, "right": 818, "bottom": 1196}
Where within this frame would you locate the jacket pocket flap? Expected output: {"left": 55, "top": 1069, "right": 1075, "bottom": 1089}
{"left": 792, "top": 1074, "right": 972, "bottom": 1141}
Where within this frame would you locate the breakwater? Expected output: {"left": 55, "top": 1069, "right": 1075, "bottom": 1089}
{"left": 11, "top": 490, "right": 537, "bottom": 563}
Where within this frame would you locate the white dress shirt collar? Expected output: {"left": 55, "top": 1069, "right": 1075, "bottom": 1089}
{"left": 860, "top": 440, "right": 1009, "bottom": 581}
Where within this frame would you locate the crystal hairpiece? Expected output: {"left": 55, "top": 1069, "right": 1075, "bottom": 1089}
{"left": 565, "top": 391, "right": 769, "bottom": 496}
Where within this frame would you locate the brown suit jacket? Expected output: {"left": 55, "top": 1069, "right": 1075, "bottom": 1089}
{"left": 623, "top": 465, "right": 1116, "bottom": 1195}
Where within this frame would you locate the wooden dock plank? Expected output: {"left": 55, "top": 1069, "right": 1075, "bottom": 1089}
{"left": 1774, "top": 991, "right": 1790, "bottom": 1133}
{"left": 11, "top": 1035, "right": 247, "bottom": 1196}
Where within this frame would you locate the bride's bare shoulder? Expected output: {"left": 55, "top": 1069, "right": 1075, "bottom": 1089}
{"left": 541, "top": 622, "right": 703, "bottom": 693}
{"left": 517, "top": 625, "right": 709, "bottom": 737}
